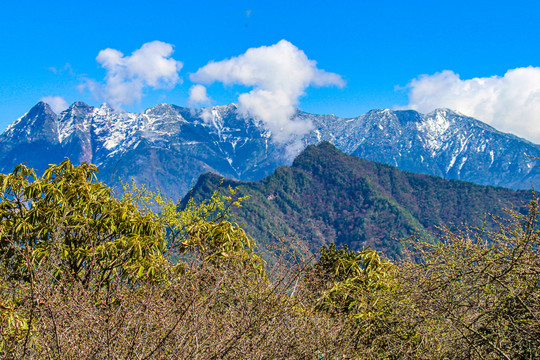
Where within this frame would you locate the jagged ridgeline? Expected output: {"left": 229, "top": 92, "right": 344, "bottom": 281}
{"left": 182, "top": 142, "right": 531, "bottom": 258}
{"left": 1, "top": 101, "right": 539, "bottom": 203}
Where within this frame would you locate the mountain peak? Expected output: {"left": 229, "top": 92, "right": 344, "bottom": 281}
{"left": 211, "top": 103, "right": 238, "bottom": 111}
{"left": 364, "top": 108, "right": 395, "bottom": 116}
{"left": 9, "top": 101, "right": 57, "bottom": 129}
{"left": 184, "top": 140, "right": 530, "bottom": 258}
{"left": 70, "top": 101, "right": 92, "bottom": 110}
{"left": 94, "top": 103, "right": 115, "bottom": 116}
{"left": 426, "top": 108, "right": 460, "bottom": 117}
{"left": 35, "top": 100, "right": 53, "bottom": 111}
{"left": 144, "top": 103, "right": 182, "bottom": 116}
{"left": 59, "top": 102, "right": 94, "bottom": 119}
{"left": 99, "top": 102, "right": 113, "bottom": 110}
{"left": 292, "top": 141, "right": 342, "bottom": 169}
{"left": 27, "top": 101, "right": 57, "bottom": 118}
{"left": 1, "top": 101, "right": 59, "bottom": 144}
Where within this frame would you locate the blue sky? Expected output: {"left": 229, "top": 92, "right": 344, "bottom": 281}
{"left": 1, "top": 0, "right": 540, "bottom": 142}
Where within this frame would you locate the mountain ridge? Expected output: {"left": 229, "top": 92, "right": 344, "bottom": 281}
{"left": 1, "top": 101, "right": 538, "bottom": 200}
{"left": 182, "top": 141, "right": 532, "bottom": 258}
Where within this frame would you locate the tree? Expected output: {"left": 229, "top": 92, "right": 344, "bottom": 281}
{"left": 0, "top": 160, "right": 165, "bottom": 286}
{"left": 0, "top": 160, "right": 269, "bottom": 357}
{"left": 0, "top": 160, "right": 266, "bottom": 289}
{"left": 306, "top": 244, "right": 419, "bottom": 358}
{"left": 401, "top": 196, "right": 540, "bottom": 359}
{"left": 156, "top": 182, "right": 265, "bottom": 278}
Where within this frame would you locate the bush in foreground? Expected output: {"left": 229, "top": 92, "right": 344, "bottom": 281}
{"left": 0, "top": 160, "right": 538, "bottom": 359}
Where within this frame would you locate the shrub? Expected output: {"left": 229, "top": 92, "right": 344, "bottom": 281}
{"left": 1, "top": 159, "right": 538, "bottom": 359}
{"left": 399, "top": 197, "right": 540, "bottom": 359}
{"left": 0, "top": 160, "right": 352, "bottom": 358}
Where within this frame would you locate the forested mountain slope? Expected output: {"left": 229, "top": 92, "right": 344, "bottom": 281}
{"left": 183, "top": 142, "right": 532, "bottom": 258}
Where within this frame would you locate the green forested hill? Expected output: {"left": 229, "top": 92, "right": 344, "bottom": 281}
{"left": 182, "top": 141, "right": 532, "bottom": 258}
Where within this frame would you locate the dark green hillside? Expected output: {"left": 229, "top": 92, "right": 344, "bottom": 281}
{"left": 183, "top": 142, "right": 531, "bottom": 258}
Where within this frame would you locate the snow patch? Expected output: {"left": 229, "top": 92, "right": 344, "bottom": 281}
{"left": 417, "top": 111, "right": 453, "bottom": 155}
{"left": 458, "top": 157, "right": 467, "bottom": 173}
{"left": 3, "top": 114, "right": 26, "bottom": 135}
{"left": 447, "top": 154, "right": 457, "bottom": 172}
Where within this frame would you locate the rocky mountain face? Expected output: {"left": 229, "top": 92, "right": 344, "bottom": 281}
{"left": 182, "top": 142, "right": 532, "bottom": 258}
{"left": 1, "top": 101, "right": 539, "bottom": 200}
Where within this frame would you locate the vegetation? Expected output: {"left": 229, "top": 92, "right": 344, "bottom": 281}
{"left": 1, "top": 159, "right": 538, "bottom": 359}
{"left": 184, "top": 142, "right": 530, "bottom": 259}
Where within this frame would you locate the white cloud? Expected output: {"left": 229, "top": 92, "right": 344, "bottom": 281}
{"left": 82, "top": 41, "right": 183, "bottom": 107}
{"left": 405, "top": 67, "right": 540, "bottom": 143}
{"left": 40, "top": 96, "right": 69, "bottom": 113}
{"left": 190, "top": 39, "right": 344, "bottom": 143}
{"left": 187, "top": 84, "right": 211, "bottom": 106}
{"left": 199, "top": 108, "right": 214, "bottom": 124}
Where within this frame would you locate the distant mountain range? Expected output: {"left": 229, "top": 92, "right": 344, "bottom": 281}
{"left": 1, "top": 101, "right": 539, "bottom": 200}
{"left": 182, "top": 142, "right": 532, "bottom": 258}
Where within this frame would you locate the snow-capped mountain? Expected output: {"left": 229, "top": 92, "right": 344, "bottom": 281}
{"left": 1, "top": 101, "right": 538, "bottom": 201}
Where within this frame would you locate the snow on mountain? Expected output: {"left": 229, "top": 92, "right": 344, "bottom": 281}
{"left": 1, "top": 102, "right": 59, "bottom": 144}
{"left": 1, "top": 101, "right": 539, "bottom": 201}
{"left": 91, "top": 103, "right": 139, "bottom": 155}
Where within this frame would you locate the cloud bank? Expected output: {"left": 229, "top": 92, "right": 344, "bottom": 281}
{"left": 405, "top": 67, "right": 540, "bottom": 143}
{"left": 40, "top": 96, "right": 68, "bottom": 113}
{"left": 190, "top": 40, "right": 345, "bottom": 143}
{"left": 82, "top": 41, "right": 183, "bottom": 107}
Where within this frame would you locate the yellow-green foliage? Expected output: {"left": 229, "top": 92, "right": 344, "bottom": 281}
{"left": 0, "top": 288, "right": 30, "bottom": 355}
{"left": 0, "top": 160, "right": 267, "bottom": 356}
{"left": 309, "top": 244, "right": 410, "bottom": 356}
{"left": 0, "top": 159, "right": 538, "bottom": 359}
{"left": 0, "top": 161, "right": 165, "bottom": 285}
{"left": 400, "top": 197, "right": 540, "bottom": 359}
{"left": 156, "top": 181, "right": 265, "bottom": 277}
{"left": 312, "top": 244, "right": 395, "bottom": 313}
